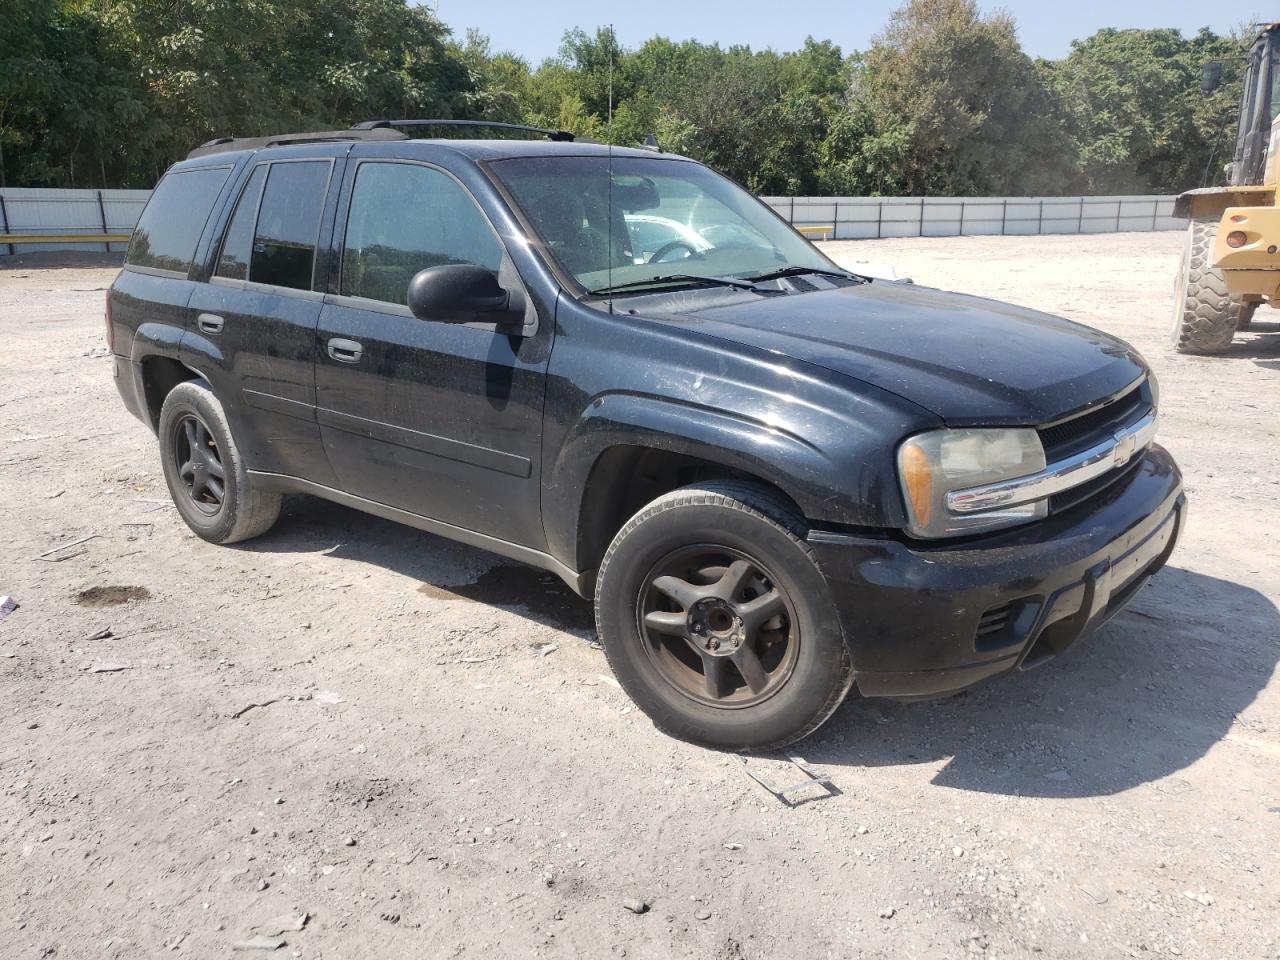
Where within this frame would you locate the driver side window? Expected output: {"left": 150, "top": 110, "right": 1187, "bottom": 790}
{"left": 341, "top": 162, "right": 503, "bottom": 306}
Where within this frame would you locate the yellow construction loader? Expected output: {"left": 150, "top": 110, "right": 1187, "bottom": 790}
{"left": 1173, "top": 22, "right": 1280, "bottom": 353}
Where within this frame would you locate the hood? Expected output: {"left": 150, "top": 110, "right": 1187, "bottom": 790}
{"left": 652, "top": 281, "right": 1146, "bottom": 425}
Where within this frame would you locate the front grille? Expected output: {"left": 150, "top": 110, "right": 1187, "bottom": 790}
{"left": 1049, "top": 456, "right": 1142, "bottom": 513}
{"left": 1038, "top": 379, "right": 1151, "bottom": 461}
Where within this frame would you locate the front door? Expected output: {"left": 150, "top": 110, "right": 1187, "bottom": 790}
{"left": 314, "top": 158, "right": 551, "bottom": 549}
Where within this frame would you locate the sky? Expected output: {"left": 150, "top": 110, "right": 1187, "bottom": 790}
{"left": 425, "top": 1, "right": 1258, "bottom": 63}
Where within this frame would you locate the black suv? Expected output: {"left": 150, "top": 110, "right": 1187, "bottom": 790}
{"left": 108, "top": 121, "right": 1184, "bottom": 749}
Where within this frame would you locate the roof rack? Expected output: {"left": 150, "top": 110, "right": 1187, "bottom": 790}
{"left": 352, "top": 119, "right": 577, "bottom": 142}
{"left": 185, "top": 118, "right": 579, "bottom": 160}
{"left": 187, "top": 126, "right": 406, "bottom": 159}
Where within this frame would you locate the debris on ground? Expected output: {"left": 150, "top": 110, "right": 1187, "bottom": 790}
{"left": 231, "top": 935, "right": 286, "bottom": 951}
{"left": 231, "top": 699, "right": 279, "bottom": 719}
{"left": 694, "top": 908, "right": 712, "bottom": 921}
{"left": 314, "top": 690, "right": 345, "bottom": 705}
{"left": 0, "top": 596, "right": 17, "bottom": 620}
{"left": 739, "top": 755, "right": 840, "bottom": 807}
{"left": 879, "top": 907, "right": 896, "bottom": 920}
{"left": 255, "top": 913, "right": 309, "bottom": 936}
{"left": 89, "top": 663, "right": 128, "bottom": 673}
{"left": 33, "top": 534, "right": 98, "bottom": 562}
{"left": 621, "top": 898, "right": 649, "bottom": 915}
{"left": 82, "top": 628, "right": 112, "bottom": 641}
{"left": 532, "top": 642, "right": 558, "bottom": 657}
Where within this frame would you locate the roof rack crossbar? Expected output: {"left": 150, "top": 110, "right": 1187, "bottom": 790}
{"left": 352, "top": 119, "right": 576, "bottom": 142}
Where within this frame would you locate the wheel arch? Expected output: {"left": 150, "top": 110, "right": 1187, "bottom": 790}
{"left": 137, "top": 354, "right": 210, "bottom": 431}
{"left": 546, "top": 393, "right": 842, "bottom": 592}
{"left": 573, "top": 444, "right": 807, "bottom": 594}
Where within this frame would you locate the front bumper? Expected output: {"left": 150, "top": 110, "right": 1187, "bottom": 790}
{"left": 808, "top": 444, "right": 1184, "bottom": 699}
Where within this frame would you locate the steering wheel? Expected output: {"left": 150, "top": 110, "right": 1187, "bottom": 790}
{"left": 647, "top": 240, "right": 701, "bottom": 264}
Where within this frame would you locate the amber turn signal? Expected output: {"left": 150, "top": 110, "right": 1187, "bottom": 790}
{"left": 899, "top": 441, "right": 934, "bottom": 528}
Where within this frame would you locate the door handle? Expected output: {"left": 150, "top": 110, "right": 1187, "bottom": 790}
{"left": 327, "top": 337, "right": 363, "bottom": 363}
{"left": 197, "top": 312, "right": 224, "bottom": 334}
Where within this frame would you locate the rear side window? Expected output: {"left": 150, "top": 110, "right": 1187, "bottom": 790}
{"left": 127, "top": 166, "right": 230, "bottom": 273}
{"left": 340, "top": 162, "right": 503, "bottom": 305}
{"left": 215, "top": 165, "right": 267, "bottom": 280}
{"left": 249, "top": 161, "right": 331, "bottom": 291}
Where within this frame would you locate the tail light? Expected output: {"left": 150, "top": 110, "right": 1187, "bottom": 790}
{"left": 104, "top": 290, "right": 115, "bottom": 353}
{"left": 1226, "top": 231, "right": 1248, "bottom": 249}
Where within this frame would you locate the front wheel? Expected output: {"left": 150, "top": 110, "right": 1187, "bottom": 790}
{"left": 594, "top": 481, "right": 853, "bottom": 750}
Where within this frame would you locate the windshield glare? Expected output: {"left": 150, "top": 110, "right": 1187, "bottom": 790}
{"left": 489, "top": 156, "right": 836, "bottom": 293}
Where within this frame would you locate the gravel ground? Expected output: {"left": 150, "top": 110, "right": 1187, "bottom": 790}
{"left": 1, "top": 233, "right": 1277, "bottom": 959}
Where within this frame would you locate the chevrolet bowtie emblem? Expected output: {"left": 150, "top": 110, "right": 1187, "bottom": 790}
{"left": 1113, "top": 431, "right": 1137, "bottom": 468}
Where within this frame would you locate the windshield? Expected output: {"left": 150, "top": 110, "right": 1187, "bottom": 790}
{"left": 488, "top": 155, "right": 838, "bottom": 293}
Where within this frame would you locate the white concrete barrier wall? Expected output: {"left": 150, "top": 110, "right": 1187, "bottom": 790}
{"left": 1, "top": 188, "right": 1181, "bottom": 256}
{"left": 761, "top": 195, "right": 1182, "bottom": 240}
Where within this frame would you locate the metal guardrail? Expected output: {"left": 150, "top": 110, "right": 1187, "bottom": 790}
{"left": 1, "top": 232, "right": 132, "bottom": 245}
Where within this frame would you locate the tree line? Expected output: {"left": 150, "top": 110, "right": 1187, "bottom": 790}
{"left": 1, "top": 0, "right": 1248, "bottom": 196}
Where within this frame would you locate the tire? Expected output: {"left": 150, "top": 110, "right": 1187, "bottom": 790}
{"left": 594, "top": 480, "right": 853, "bottom": 750}
{"left": 1170, "top": 216, "right": 1247, "bottom": 354}
{"left": 158, "top": 380, "right": 281, "bottom": 544}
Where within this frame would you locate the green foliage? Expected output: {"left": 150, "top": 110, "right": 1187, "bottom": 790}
{"left": 1042, "top": 27, "right": 1246, "bottom": 193}
{"left": 0, "top": 0, "right": 1252, "bottom": 196}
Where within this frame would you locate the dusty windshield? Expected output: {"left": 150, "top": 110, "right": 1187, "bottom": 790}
{"left": 489, "top": 155, "right": 838, "bottom": 293}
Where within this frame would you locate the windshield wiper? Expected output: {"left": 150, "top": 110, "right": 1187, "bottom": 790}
{"left": 588, "top": 274, "right": 761, "bottom": 296}
{"left": 743, "top": 265, "right": 866, "bottom": 283}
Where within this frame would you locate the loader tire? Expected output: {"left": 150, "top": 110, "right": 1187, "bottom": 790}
{"left": 1170, "top": 217, "right": 1247, "bottom": 355}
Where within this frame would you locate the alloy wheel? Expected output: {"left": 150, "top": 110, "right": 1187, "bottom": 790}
{"left": 637, "top": 546, "right": 799, "bottom": 708}
{"left": 172, "top": 414, "right": 226, "bottom": 515}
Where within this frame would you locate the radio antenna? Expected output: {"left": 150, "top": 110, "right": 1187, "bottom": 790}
{"left": 606, "top": 25, "right": 615, "bottom": 314}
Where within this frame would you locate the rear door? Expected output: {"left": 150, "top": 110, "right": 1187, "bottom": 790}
{"left": 184, "top": 155, "right": 340, "bottom": 484}
{"left": 313, "top": 155, "right": 551, "bottom": 548}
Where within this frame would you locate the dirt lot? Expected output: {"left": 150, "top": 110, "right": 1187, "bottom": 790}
{"left": 2, "top": 233, "right": 1278, "bottom": 960}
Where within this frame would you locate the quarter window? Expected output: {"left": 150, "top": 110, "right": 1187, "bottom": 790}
{"left": 248, "top": 161, "right": 331, "bottom": 291}
{"left": 127, "top": 166, "right": 230, "bottom": 273}
{"left": 340, "top": 162, "right": 503, "bottom": 306}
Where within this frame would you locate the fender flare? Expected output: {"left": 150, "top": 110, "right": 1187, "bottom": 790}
{"left": 543, "top": 392, "right": 840, "bottom": 570}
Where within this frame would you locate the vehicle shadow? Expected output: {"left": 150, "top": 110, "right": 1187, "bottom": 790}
{"left": 805, "top": 565, "right": 1279, "bottom": 798}
{"left": 244, "top": 500, "right": 1276, "bottom": 799}
{"left": 237, "top": 494, "right": 597, "bottom": 634}
{"left": 1222, "top": 322, "right": 1280, "bottom": 363}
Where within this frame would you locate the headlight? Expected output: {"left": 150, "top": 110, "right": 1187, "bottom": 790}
{"left": 897, "top": 428, "right": 1047, "bottom": 538}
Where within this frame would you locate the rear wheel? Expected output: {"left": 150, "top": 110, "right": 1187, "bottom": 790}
{"left": 594, "top": 481, "right": 853, "bottom": 750}
{"left": 1170, "top": 216, "right": 1248, "bottom": 354}
{"left": 158, "top": 380, "right": 281, "bottom": 543}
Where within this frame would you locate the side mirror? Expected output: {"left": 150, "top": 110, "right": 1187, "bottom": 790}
{"left": 1200, "top": 60, "right": 1223, "bottom": 96}
{"left": 407, "top": 264, "right": 522, "bottom": 326}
